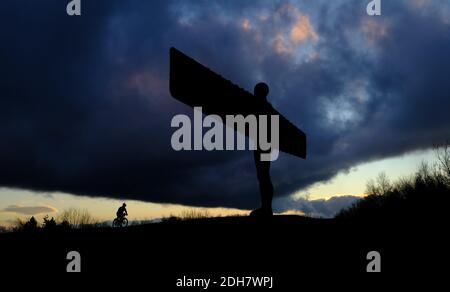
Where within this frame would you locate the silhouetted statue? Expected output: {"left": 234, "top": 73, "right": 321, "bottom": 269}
{"left": 169, "top": 47, "right": 307, "bottom": 216}
{"left": 251, "top": 83, "right": 274, "bottom": 217}
{"left": 169, "top": 47, "right": 307, "bottom": 158}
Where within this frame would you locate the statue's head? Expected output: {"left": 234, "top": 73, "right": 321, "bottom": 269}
{"left": 254, "top": 82, "right": 269, "bottom": 100}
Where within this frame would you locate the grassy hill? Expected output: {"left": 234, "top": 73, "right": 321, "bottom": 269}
{"left": 0, "top": 212, "right": 444, "bottom": 281}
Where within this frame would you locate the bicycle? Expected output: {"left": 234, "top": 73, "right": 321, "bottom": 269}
{"left": 112, "top": 215, "right": 128, "bottom": 228}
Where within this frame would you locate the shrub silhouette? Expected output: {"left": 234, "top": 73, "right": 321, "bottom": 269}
{"left": 56, "top": 208, "right": 98, "bottom": 228}
{"left": 43, "top": 215, "right": 57, "bottom": 230}
{"left": 180, "top": 209, "right": 211, "bottom": 220}
{"left": 336, "top": 153, "right": 450, "bottom": 222}
{"left": 162, "top": 209, "right": 212, "bottom": 222}
{"left": 17, "top": 216, "right": 39, "bottom": 232}
{"left": 12, "top": 209, "right": 99, "bottom": 232}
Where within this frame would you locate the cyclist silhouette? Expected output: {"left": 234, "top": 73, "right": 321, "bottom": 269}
{"left": 116, "top": 203, "right": 128, "bottom": 220}
{"left": 250, "top": 82, "right": 274, "bottom": 217}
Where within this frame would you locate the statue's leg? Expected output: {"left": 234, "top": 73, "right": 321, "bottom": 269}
{"left": 254, "top": 151, "right": 273, "bottom": 211}
{"left": 259, "top": 162, "right": 273, "bottom": 210}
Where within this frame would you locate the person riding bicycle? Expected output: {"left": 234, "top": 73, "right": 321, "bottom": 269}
{"left": 116, "top": 203, "right": 128, "bottom": 221}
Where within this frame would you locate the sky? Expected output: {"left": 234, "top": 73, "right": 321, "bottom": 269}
{"left": 1, "top": 0, "right": 450, "bottom": 225}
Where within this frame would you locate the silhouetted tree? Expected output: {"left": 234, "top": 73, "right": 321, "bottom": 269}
{"left": 336, "top": 149, "right": 450, "bottom": 222}
{"left": 20, "top": 216, "right": 38, "bottom": 231}
{"left": 56, "top": 208, "right": 98, "bottom": 228}
{"left": 435, "top": 140, "right": 450, "bottom": 181}
{"left": 43, "top": 215, "right": 57, "bottom": 230}
{"left": 366, "top": 172, "right": 392, "bottom": 196}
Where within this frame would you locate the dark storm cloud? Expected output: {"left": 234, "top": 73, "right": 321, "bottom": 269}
{"left": 1, "top": 1, "right": 450, "bottom": 210}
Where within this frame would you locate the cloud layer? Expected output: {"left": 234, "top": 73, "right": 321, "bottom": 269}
{"left": 2, "top": 205, "right": 57, "bottom": 216}
{"left": 1, "top": 1, "right": 450, "bottom": 210}
{"left": 274, "top": 195, "right": 361, "bottom": 218}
